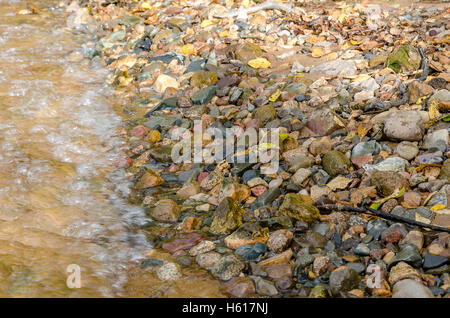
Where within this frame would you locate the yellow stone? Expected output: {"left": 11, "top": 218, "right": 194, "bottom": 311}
{"left": 201, "top": 20, "right": 213, "bottom": 28}
{"left": 248, "top": 58, "right": 271, "bottom": 69}
{"left": 148, "top": 130, "right": 161, "bottom": 143}
{"left": 431, "top": 204, "right": 446, "bottom": 211}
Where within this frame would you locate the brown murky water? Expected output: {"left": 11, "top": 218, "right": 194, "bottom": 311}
{"left": 0, "top": 0, "right": 225, "bottom": 297}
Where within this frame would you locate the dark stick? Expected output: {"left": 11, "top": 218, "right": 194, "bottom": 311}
{"left": 316, "top": 204, "right": 450, "bottom": 233}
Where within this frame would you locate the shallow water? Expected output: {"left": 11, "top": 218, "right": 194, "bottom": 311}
{"left": 0, "top": 0, "right": 150, "bottom": 297}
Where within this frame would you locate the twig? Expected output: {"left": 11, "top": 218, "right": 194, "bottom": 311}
{"left": 213, "top": 1, "right": 293, "bottom": 19}
{"left": 316, "top": 204, "right": 450, "bottom": 233}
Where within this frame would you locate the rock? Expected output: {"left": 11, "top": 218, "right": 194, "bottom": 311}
{"left": 292, "top": 168, "right": 312, "bottom": 185}
{"left": 267, "top": 230, "right": 293, "bottom": 253}
{"left": 388, "top": 244, "right": 422, "bottom": 269}
{"left": 309, "top": 284, "right": 328, "bottom": 298}
{"left": 310, "top": 59, "right": 357, "bottom": 77}
{"left": 386, "top": 45, "right": 421, "bottom": 73}
{"left": 367, "top": 219, "right": 388, "bottom": 240}
{"left": 408, "top": 81, "right": 434, "bottom": 104}
{"left": 196, "top": 252, "right": 222, "bottom": 270}
{"left": 130, "top": 125, "right": 148, "bottom": 138}
{"left": 177, "top": 181, "right": 200, "bottom": 199}
{"left": 211, "top": 254, "right": 245, "bottom": 281}
{"left": 370, "top": 170, "right": 409, "bottom": 196}
{"left": 149, "top": 145, "right": 173, "bottom": 163}
{"left": 222, "top": 277, "right": 255, "bottom": 298}
{"left": 258, "top": 249, "right": 293, "bottom": 267}
{"left": 313, "top": 256, "right": 330, "bottom": 276}
{"left": 381, "top": 223, "right": 408, "bottom": 243}
{"left": 322, "top": 150, "right": 351, "bottom": 177}
{"left": 252, "top": 104, "right": 277, "bottom": 124}
{"left": 157, "top": 262, "right": 182, "bottom": 281}
{"left": 423, "top": 253, "right": 449, "bottom": 270}
{"left": 235, "top": 43, "right": 263, "bottom": 63}
{"left": 253, "top": 277, "right": 278, "bottom": 296}
{"left": 135, "top": 169, "right": 164, "bottom": 189}
{"left": 354, "top": 243, "right": 370, "bottom": 256}
{"left": 307, "top": 106, "right": 342, "bottom": 136}
{"left": 162, "top": 233, "right": 205, "bottom": 254}
{"left": 392, "top": 279, "right": 434, "bottom": 298}
{"left": 396, "top": 141, "right": 419, "bottom": 160}
{"left": 439, "top": 159, "right": 450, "bottom": 182}
{"left": 309, "top": 137, "right": 332, "bottom": 156}
{"left": 423, "top": 129, "right": 449, "bottom": 152}
{"left": 189, "top": 240, "right": 216, "bottom": 256}
{"left": 151, "top": 199, "right": 180, "bottom": 222}
{"left": 190, "top": 70, "right": 218, "bottom": 87}
{"left": 209, "top": 197, "right": 244, "bottom": 234}
{"left": 305, "top": 231, "right": 328, "bottom": 248}
{"left": 402, "top": 191, "right": 421, "bottom": 208}
{"left": 383, "top": 111, "right": 424, "bottom": 142}
{"left": 224, "top": 223, "right": 268, "bottom": 249}
{"left": 351, "top": 141, "right": 380, "bottom": 159}
{"left": 235, "top": 242, "right": 267, "bottom": 262}
{"left": 154, "top": 74, "right": 179, "bottom": 93}
{"left": 265, "top": 264, "right": 292, "bottom": 280}
{"left": 191, "top": 85, "right": 217, "bottom": 104}
{"left": 428, "top": 89, "right": 450, "bottom": 112}
{"left": 399, "top": 230, "right": 424, "bottom": 250}
{"left": 329, "top": 267, "right": 360, "bottom": 296}
{"left": 295, "top": 252, "right": 314, "bottom": 269}
{"left": 277, "top": 193, "right": 320, "bottom": 223}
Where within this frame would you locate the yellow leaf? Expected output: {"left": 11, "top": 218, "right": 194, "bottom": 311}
{"left": 350, "top": 39, "right": 359, "bottom": 45}
{"left": 248, "top": 58, "right": 271, "bottom": 69}
{"left": 429, "top": 101, "right": 440, "bottom": 120}
{"left": 179, "top": 44, "right": 196, "bottom": 55}
{"left": 431, "top": 204, "right": 446, "bottom": 211}
{"left": 201, "top": 20, "right": 213, "bottom": 28}
{"left": 311, "top": 47, "right": 325, "bottom": 57}
{"left": 269, "top": 90, "right": 281, "bottom": 102}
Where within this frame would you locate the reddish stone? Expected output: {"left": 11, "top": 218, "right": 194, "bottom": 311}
{"left": 222, "top": 277, "right": 255, "bottom": 298}
{"left": 197, "top": 172, "right": 209, "bottom": 183}
{"left": 384, "top": 230, "right": 403, "bottom": 243}
{"left": 370, "top": 248, "right": 387, "bottom": 261}
{"left": 162, "top": 233, "right": 205, "bottom": 254}
{"left": 130, "top": 125, "right": 148, "bottom": 138}
{"left": 351, "top": 154, "right": 373, "bottom": 168}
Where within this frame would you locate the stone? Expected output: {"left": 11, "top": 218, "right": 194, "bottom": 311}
{"left": 222, "top": 277, "right": 255, "bottom": 298}
{"left": 235, "top": 43, "right": 263, "bottom": 63}
{"left": 162, "top": 233, "right": 205, "bottom": 254}
{"left": 388, "top": 244, "right": 422, "bottom": 269}
{"left": 439, "top": 159, "right": 450, "bottom": 182}
{"left": 396, "top": 141, "right": 419, "bottom": 161}
{"left": 329, "top": 267, "right": 360, "bottom": 296}
{"left": 252, "top": 104, "right": 277, "bottom": 124}
{"left": 351, "top": 141, "right": 380, "bottom": 159}
{"left": 310, "top": 59, "right": 357, "bottom": 77}
{"left": 189, "top": 240, "right": 216, "bottom": 256}
{"left": 266, "top": 230, "right": 293, "bottom": 253}
{"left": 370, "top": 170, "right": 408, "bottom": 196}
{"left": 277, "top": 193, "right": 320, "bottom": 223}
{"left": 151, "top": 199, "right": 180, "bottom": 223}
{"left": 309, "top": 137, "right": 332, "bottom": 156}
{"left": 235, "top": 242, "right": 267, "bottom": 262}
{"left": 307, "top": 106, "right": 342, "bottom": 136}
{"left": 309, "top": 284, "right": 328, "bottom": 298}
{"left": 190, "top": 70, "right": 218, "bottom": 87}
{"left": 383, "top": 111, "right": 424, "bottom": 142}
{"left": 135, "top": 169, "right": 164, "bottom": 189}
{"left": 156, "top": 262, "right": 182, "bottom": 281}
{"left": 209, "top": 197, "right": 244, "bottom": 234}
{"left": 177, "top": 181, "right": 200, "bottom": 199}
{"left": 305, "top": 231, "right": 328, "bottom": 248}
{"left": 224, "top": 223, "right": 268, "bottom": 249}
{"left": 191, "top": 85, "right": 217, "bottom": 104}
{"left": 149, "top": 145, "right": 173, "bottom": 163}
{"left": 386, "top": 45, "right": 421, "bottom": 73}
{"left": 428, "top": 89, "right": 450, "bottom": 112}
{"left": 258, "top": 249, "right": 293, "bottom": 267}
{"left": 196, "top": 252, "right": 222, "bottom": 270}
{"left": 423, "top": 253, "right": 449, "bottom": 270}
{"left": 408, "top": 81, "right": 434, "bottom": 104}
{"left": 399, "top": 230, "right": 424, "bottom": 250}
{"left": 322, "top": 150, "right": 351, "bottom": 177}
{"left": 253, "top": 277, "right": 278, "bottom": 296}
{"left": 354, "top": 243, "right": 370, "bottom": 256}
{"left": 154, "top": 74, "right": 179, "bottom": 93}
{"left": 211, "top": 255, "right": 245, "bottom": 281}
{"left": 392, "top": 279, "right": 434, "bottom": 298}
{"left": 292, "top": 168, "right": 312, "bottom": 185}
{"left": 402, "top": 191, "right": 421, "bottom": 208}
{"left": 381, "top": 223, "right": 408, "bottom": 243}
{"left": 313, "top": 256, "right": 330, "bottom": 276}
